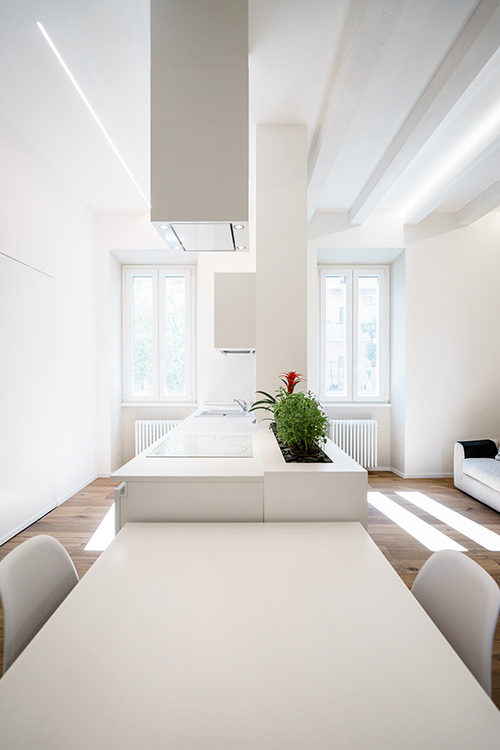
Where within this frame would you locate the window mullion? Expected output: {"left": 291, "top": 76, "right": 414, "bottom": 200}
{"left": 319, "top": 264, "right": 388, "bottom": 404}
{"left": 319, "top": 270, "right": 327, "bottom": 400}
{"left": 154, "top": 269, "right": 161, "bottom": 401}
{"left": 346, "top": 270, "right": 354, "bottom": 402}
{"left": 185, "top": 268, "right": 193, "bottom": 400}
{"left": 122, "top": 265, "right": 195, "bottom": 404}
{"left": 122, "top": 268, "right": 132, "bottom": 401}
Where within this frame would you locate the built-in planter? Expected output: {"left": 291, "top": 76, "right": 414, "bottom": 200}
{"left": 271, "top": 423, "right": 332, "bottom": 464}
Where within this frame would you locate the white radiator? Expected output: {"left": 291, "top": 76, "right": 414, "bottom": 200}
{"left": 135, "top": 419, "right": 182, "bottom": 455}
{"left": 328, "top": 419, "right": 377, "bottom": 469}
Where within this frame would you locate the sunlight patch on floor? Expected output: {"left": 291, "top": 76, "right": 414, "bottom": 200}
{"left": 368, "top": 492, "right": 467, "bottom": 552}
{"left": 396, "top": 491, "right": 500, "bottom": 551}
{"left": 84, "top": 505, "right": 115, "bottom": 551}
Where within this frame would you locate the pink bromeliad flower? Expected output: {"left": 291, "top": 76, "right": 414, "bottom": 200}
{"left": 280, "top": 371, "right": 305, "bottom": 394}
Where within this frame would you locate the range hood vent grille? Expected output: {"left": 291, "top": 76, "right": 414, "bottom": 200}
{"left": 155, "top": 222, "right": 249, "bottom": 253}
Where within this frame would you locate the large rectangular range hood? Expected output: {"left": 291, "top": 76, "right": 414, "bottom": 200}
{"left": 151, "top": 0, "right": 249, "bottom": 252}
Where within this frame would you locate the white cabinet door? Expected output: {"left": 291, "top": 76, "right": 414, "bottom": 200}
{"left": 0, "top": 254, "right": 56, "bottom": 543}
{"left": 214, "top": 272, "right": 255, "bottom": 350}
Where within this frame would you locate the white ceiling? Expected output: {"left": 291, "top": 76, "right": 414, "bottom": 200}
{"left": 2, "top": 0, "right": 500, "bottom": 227}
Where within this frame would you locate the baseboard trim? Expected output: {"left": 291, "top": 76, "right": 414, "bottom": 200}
{"left": 388, "top": 468, "right": 454, "bottom": 479}
{"left": 57, "top": 474, "right": 99, "bottom": 506}
{"left": 0, "top": 502, "right": 56, "bottom": 546}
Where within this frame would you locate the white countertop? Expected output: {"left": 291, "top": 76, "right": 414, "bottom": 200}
{"left": 113, "top": 411, "right": 366, "bottom": 482}
{"left": 257, "top": 421, "right": 367, "bottom": 475}
{"left": 113, "top": 411, "right": 263, "bottom": 481}
{"left": 2, "top": 521, "right": 500, "bottom": 749}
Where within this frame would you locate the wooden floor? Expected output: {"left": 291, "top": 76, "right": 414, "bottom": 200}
{"left": 368, "top": 472, "right": 500, "bottom": 710}
{"left": 0, "top": 478, "right": 118, "bottom": 678}
{"left": 1, "top": 473, "right": 500, "bottom": 710}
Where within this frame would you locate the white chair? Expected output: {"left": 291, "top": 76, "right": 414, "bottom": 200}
{"left": 0, "top": 535, "right": 79, "bottom": 674}
{"left": 411, "top": 550, "right": 500, "bottom": 696}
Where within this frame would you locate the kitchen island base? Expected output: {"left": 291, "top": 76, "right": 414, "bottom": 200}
{"left": 115, "top": 479, "right": 263, "bottom": 529}
{"left": 113, "top": 413, "right": 368, "bottom": 529}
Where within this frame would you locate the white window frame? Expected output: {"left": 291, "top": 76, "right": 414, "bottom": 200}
{"left": 319, "top": 265, "right": 389, "bottom": 403}
{"left": 122, "top": 265, "right": 196, "bottom": 404}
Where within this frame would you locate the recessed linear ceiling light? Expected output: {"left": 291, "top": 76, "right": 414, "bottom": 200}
{"left": 36, "top": 21, "right": 150, "bottom": 209}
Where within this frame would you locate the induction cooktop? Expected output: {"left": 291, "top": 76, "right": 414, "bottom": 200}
{"left": 147, "top": 433, "right": 253, "bottom": 458}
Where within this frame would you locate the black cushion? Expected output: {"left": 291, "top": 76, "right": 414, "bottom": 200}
{"left": 458, "top": 440, "right": 498, "bottom": 459}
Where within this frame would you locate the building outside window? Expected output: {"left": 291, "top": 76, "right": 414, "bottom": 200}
{"left": 122, "top": 266, "right": 195, "bottom": 403}
{"left": 319, "top": 266, "right": 389, "bottom": 403}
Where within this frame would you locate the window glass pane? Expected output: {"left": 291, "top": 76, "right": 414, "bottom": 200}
{"left": 324, "top": 275, "right": 347, "bottom": 396}
{"left": 164, "top": 275, "right": 186, "bottom": 395}
{"left": 357, "top": 275, "right": 379, "bottom": 397}
{"left": 132, "top": 275, "right": 154, "bottom": 395}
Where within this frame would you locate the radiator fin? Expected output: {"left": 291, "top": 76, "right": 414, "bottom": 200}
{"left": 328, "top": 419, "right": 377, "bottom": 469}
{"left": 135, "top": 419, "right": 182, "bottom": 455}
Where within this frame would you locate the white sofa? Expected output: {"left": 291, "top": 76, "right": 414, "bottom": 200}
{"left": 454, "top": 440, "right": 500, "bottom": 513}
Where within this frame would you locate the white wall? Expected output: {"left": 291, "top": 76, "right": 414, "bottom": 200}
{"left": 0, "top": 117, "right": 96, "bottom": 515}
{"left": 95, "top": 213, "right": 256, "bottom": 469}
{"left": 196, "top": 253, "right": 256, "bottom": 406}
{"left": 307, "top": 211, "right": 404, "bottom": 470}
{"left": 390, "top": 251, "right": 406, "bottom": 475}
{"left": 0, "top": 254, "right": 56, "bottom": 543}
{"left": 255, "top": 126, "right": 308, "bottom": 395}
{"left": 308, "top": 209, "right": 500, "bottom": 477}
{"left": 403, "top": 213, "right": 500, "bottom": 477}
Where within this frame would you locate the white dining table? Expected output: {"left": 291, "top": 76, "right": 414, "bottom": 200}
{"left": 1, "top": 521, "right": 500, "bottom": 749}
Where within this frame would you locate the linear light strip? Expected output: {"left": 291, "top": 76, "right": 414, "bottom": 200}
{"left": 368, "top": 492, "right": 467, "bottom": 552}
{"left": 36, "top": 21, "right": 150, "bottom": 208}
{"left": 396, "top": 491, "right": 500, "bottom": 551}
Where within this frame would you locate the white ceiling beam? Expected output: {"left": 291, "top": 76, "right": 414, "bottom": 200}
{"left": 402, "top": 133, "right": 500, "bottom": 224}
{"left": 457, "top": 180, "right": 500, "bottom": 226}
{"left": 348, "top": 0, "right": 500, "bottom": 225}
{"left": 307, "top": 0, "right": 406, "bottom": 222}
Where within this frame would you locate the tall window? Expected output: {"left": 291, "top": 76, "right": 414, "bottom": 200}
{"left": 319, "top": 267, "right": 388, "bottom": 402}
{"left": 123, "top": 266, "right": 195, "bottom": 402}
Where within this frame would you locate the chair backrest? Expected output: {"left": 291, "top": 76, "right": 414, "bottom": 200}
{"left": 411, "top": 550, "right": 500, "bottom": 696}
{"left": 0, "top": 535, "right": 79, "bottom": 674}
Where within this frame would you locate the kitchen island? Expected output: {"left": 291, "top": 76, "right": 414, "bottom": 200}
{"left": 112, "top": 410, "right": 367, "bottom": 529}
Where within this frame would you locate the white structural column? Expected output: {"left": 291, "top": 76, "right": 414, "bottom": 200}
{"left": 255, "top": 125, "right": 308, "bottom": 395}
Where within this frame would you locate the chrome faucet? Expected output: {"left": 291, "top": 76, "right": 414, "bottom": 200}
{"left": 234, "top": 399, "right": 248, "bottom": 412}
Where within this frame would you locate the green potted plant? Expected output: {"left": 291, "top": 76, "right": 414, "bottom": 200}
{"left": 248, "top": 370, "right": 305, "bottom": 417}
{"left": 249, "top": 371, "right": 329, "bottom": 458}
{"left": 273, "top": 390, "right": 328, "bottom": 457}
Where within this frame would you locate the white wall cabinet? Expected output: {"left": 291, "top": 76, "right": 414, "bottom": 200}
{"left": 214, "top": 272, "right": 255, "bottom": 351}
